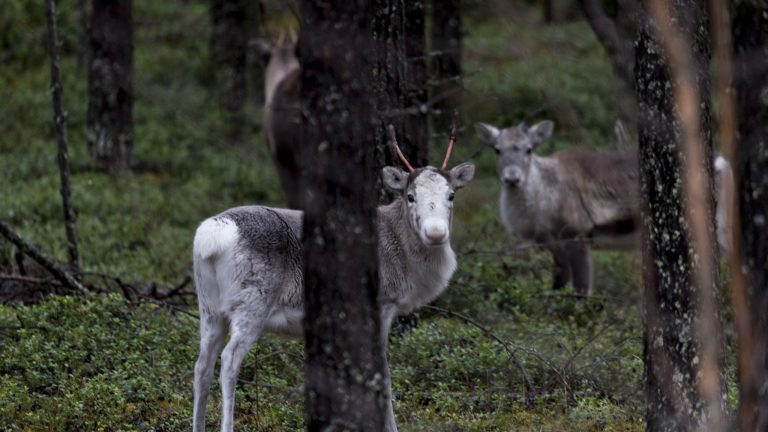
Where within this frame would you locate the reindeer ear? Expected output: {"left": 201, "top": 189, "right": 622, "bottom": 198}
{"left": 382, "top": 166, "right": 409, "bottom": 191}
{"left": 527, "top": 120, "right": 554, "bottom": 147}
{"left": 449, "top": 162, "right": 475, "bottom": 189}
{"left": 475, "top": 123, "right": 501, "bottom": 146}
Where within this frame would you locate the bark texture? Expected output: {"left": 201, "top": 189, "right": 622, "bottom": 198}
{"left": 373, "top": 0, "right": 428, "bottom": 201}
{"left": 732, "top": 1, "right": 768, "bottom": 429}
{"left": 299, "top": 0, "right": 387, "bottom": 430}
{"left": 87, "top": 0, "right": 133, "bottom": 173}
{"left": 402, "top": 0, "right": 428, "bottom": 167}
{"left": 635, "top": 1, "right": 722, "bottom": 430}
{"left": 430, "top": 0, "right": 462, "bottom": 135}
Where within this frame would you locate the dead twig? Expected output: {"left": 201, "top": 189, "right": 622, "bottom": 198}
{"left": 0, "top": 220, "right": 88, "bottom": 296}
{"left": 0, "top": 274, "right": 62, "bottom": 286}
{"left": 45, "top": 0, "right": 81, "bottom": 275}
{"left": 423, "top": 304, "right": 537, "bottom": 408}
{"left": 157, "top": 276, "right": 192, "bottom": 300}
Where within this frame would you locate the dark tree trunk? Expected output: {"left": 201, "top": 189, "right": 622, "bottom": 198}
{"left": 87, "top": 0, "right": 133, "bottom": 173}
{"left": 374, "top": 0, "right": 406, "bottom": 185}
{"left": 544, "top": 0, "right": 554, "bottom": 23}
{"left": 210, "top": 0, "right": 247, "bottom": 135}
{"left": 45, "top": 0, "right": 80, "bottom": 276}
{"left": 76, "top": 0, "right": 89, "bottom": 71}
{"left": 373, "top": 0, "right": 426, "bottom": 201}
{"left": 299, "top": 1, "right": 387, "bottom": 430}
{"left": 635, "top": 1, "right": 720, "bottom": 430}
{"left": 732, "top": 2, "right": 768, "bottom": 429}
{"left": 403, "top": 0, "right": 428, "bottom": 167}
{"left": 430, "top": 0, "right": 462, "bottom": 136}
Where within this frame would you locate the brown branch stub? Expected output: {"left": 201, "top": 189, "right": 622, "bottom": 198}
{"left": 440, "top": 111, "right": 458, "bottom": 170}
{"left": 0, "top": 219, "right": 89, "bottom": 296}
{"left": 387, "top": 124, "right": 415, "bottom": 172}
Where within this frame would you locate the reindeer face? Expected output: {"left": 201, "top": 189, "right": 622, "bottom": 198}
{"left": 253, "top": 35, "right": 299, "bottom": 104}
{"left": 382, "top": 164, "right": 475, "bottom": 246}
{"left": 475, "top": 121, "right": 554, "bottom": 188}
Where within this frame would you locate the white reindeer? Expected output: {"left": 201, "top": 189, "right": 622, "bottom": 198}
{"left": 476, "top": 118, "right": 735, "bottom": 296}
{"left": 476, "top": 119, "right": 640, "bottom": 296}
{"left": 191, "top": 129, "right": 475, "bottom": 432}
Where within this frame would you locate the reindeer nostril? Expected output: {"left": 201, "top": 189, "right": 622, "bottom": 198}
{"left": 424, "top": 225, "right": 448, "bottom": 243}
{"left": 503, "top": 175, "right": 521, "bottom": 186}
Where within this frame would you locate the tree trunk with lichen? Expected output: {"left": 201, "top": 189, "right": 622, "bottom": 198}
{"left": 430, "top": 0, "right": 461, "bottom": 136}
{"left": 374, "top": 0, "right": 407, "bottom": 193}
{"left": 299, "top": 1, "right": 387, "bottom": 430}
{"left": 732, "top": 2, "right": 768, "bottom": 429}
{"left": 87, "top": 0, "right": 133, "bottom": 173}
{"left": 403, "top": 0, "right": 428, "bottom": 167}
{"left": 635, "top": 1, "right": 723, "bottom": 430}
{"left": 373, "top": 0, "right": 427, "bottom": 180}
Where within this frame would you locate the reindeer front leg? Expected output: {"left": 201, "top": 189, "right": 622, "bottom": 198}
{"left": 380, "top": 303, "right": 400, "bottom": 432}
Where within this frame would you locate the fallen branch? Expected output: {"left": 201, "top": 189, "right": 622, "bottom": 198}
{"left": 0, "top": 220, "right": 88, "bottom": 296}
{"left": 0, "top": 274, "right": 63, "bottom": 286}
{"left": 423, "top": 304, "right": 537, "bottom": 408}
{"left": 157, "top": 276, "right": 192, "bottom": 300}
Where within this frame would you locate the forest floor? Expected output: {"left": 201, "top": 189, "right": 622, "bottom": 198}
{"left": 0, "top": 1, "right": 724, "bottom": 430}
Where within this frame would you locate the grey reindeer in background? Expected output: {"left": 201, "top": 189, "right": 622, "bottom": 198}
{"left": 253, "top": 30, "right": 302, "bottom": 208}
{"left": 191, "top": 125, "right": 475, "bottom": 432}
{"left": 475, "top": 118, "right": 640, "bottom": 296}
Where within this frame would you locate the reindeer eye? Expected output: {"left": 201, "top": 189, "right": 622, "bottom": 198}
{"left": 407, "top": 194, "right": 415, "bottom": 203}
{"left": 448, "top": 193, "right": 455, "bottom": 202}
{"left": 494, "top": 148, "right": 500, "bottom": 155}
{"left": 526, "top": 147, "right": 532, "bottom": 155}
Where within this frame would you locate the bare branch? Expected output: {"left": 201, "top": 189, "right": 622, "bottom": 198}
{"left": 709, "top": 1, "right": 756, "bottom": 430}
{"left": 0, "top": 220, "right": 89, "bottom": 296}
{"left": 577, "top": 0, "right": 635, "bottom": 90}
{"left": 45, "top": 0, "right": 81, "bottom": 275}
{"left": 424, "top": 305, "right": 537, "bottom": 408}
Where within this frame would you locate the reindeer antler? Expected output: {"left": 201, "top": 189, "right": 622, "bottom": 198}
{"left": 440, "top": 112, "right": 458, "bottom": 170}
{"left": 388, "top": 125, "right": 414, "bottom": 172}
{"left": 520, "top": 105, "right": 548, "bottom": 127}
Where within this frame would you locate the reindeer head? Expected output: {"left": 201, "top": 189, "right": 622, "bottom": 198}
{"left": 253, "top": 28, "right": 299, "bottom": 104}
{"left": 382, "top": 125, "right": 475, "bottom": 246}
{"left": 475, "top": 120, "right": 554, "bottom": 188}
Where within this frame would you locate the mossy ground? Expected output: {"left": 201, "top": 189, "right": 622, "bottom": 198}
{"left": 1, "top": 1, "right": 648, "bottom": 430}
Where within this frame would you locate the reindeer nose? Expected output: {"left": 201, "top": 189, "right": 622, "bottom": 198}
{"left": 424, "top": 223, "right": 448, "bottom": 244}
{"left": 503, "top": 174, "right": 521, "bottom": 186}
